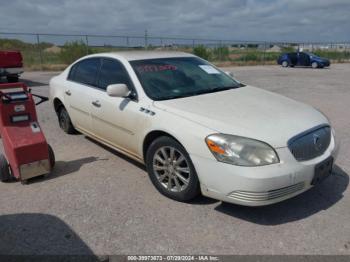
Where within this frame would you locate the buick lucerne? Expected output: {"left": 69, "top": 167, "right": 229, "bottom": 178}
{"left": 50, "top": 51, "right": 337, "bottom": 206}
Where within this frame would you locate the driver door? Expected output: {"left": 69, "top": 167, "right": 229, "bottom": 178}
{"left": 90, "top": 58, "right": 146, "bottom": 158}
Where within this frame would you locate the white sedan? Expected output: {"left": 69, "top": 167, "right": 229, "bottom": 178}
{"left": 50, "top": 51, "right": 337, "bottom": 206}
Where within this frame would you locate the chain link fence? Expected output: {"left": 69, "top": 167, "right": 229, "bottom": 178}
{"left": 1, "top": 32, "right": 350, "bottom": 70}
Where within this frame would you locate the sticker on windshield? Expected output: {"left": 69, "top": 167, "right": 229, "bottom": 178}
{"left": 198, "top": 65, "right": 220, "bottom": 74}
{"left": 136, "top": 65, "right": 177, "bottom": 73}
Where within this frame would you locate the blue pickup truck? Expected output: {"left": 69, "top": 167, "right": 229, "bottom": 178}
{"left": 277, "top": 51, "right": 330, "bottom": 68}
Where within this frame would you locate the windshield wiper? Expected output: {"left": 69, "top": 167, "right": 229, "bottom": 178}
{"left": 198, "top": 85, "right": 238, "bottom": 94}
{"left": 158, "top": 92, "right": 199, "bottom": 100}
{"left": 157, "top": 85, "right": 240, "bottom": 101}
{"left": 211, "top": 86, "right": 235, "bottom": 91}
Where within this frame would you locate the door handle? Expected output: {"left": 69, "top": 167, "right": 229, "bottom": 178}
{"left": 92, "top": 100, "right": 101, "bottom": 107}
{"left": 65, "top": 90, "right": 71, "bottom": 96}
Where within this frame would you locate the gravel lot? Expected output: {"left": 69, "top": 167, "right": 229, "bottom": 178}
{"left": 0, "top": 64, "right": 349, "bottom": 256}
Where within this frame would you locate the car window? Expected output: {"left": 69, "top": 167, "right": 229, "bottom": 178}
{"left": 68, "top": 63, "right": 78, "bottom": 80}
{"left": 97, "top": 59, "right": 132, "bottom": 90}
{"left": 130, "top": 57, "right": 241, "bottom": 101}
{"left": 68, "top": 58, "right": 100, "bottom": 86}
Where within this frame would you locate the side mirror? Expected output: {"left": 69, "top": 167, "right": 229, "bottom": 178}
{"left": 225, "top": 71, "right": 234, "bottom": 78}
{"left": 106, "top": 84, "right": 131, "bottom": 98}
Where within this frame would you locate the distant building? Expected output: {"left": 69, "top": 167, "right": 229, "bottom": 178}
{"left": 267, "top": 45, "right": 282, "bottom": 52}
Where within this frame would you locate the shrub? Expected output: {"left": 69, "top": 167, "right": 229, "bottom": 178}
{"left": 212, "top": 46, "right": 230, "bottom": 61}
{"left": 193, "top": 45, "right": 211, "bottom": 60}
{"left": 238, "top": 52, "right": 258, "bottom": 61}
{"left": 281, "top": 46, "right": 295, "bottom": 53}
{"left": 59, "top": 40, "right": 90, "bottom": 64}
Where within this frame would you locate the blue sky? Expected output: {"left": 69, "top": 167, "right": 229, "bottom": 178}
{"left": 0, "top": 0, "right": 349, "bottom": 42}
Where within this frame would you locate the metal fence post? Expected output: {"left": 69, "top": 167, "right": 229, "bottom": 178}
{"left": 126, "top": 36, "right": 129, "bottom": 48}
{"left": 85, "top": 35, "right": 89, "bottom": 54}
{"left": 219, "top": 40, "right": 223, "bottom": 60}
{"left": 36, "top": 34, "right": 43, "bottom": 71}
{"left": 262, "top": 42, "right": 266, "bottom": 65}
{"left": 144, "top": 29, "right": 148, "bottom": 50}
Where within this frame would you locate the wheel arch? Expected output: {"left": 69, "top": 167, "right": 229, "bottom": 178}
{"left": 282, "top": 59, "right": 291, "bottom": 64}
{"left": 53, "top": 98, "right": 65, "bottom": 115}
{"left": 142, "top": 130, "right": 184, "bottom": 162}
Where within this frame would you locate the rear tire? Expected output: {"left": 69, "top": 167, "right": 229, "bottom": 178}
{"left": 7, "top": 75, "right": 19, "bottom": 83}
{"left": 311, "top": 62, "right": 319, "bottom": 69}
{"left": 281, "top": 61, "right": 289, "bottom": 67}
{"left": 0, "top": 154, "right": 11, "bottom": 182}
{"left": 58, "top": 107, "right": 76, "bottom": 134}
{"left": 146, "top": 136, "right": 200, "bottom": 202}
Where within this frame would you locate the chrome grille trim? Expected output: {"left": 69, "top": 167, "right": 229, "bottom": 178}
{"left": 228, "top": 182, "right": 305, "bottom": 202}
{"left": 288, "top": 125, "right": 331, "bottom": 161}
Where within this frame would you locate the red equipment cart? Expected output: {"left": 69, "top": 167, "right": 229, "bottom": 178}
{"left": 0, "top": 82, "right": 55, "bottom": 184}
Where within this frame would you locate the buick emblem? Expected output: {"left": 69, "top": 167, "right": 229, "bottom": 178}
{"left": 313, "top": 134, "right": 322, "bottom": 151}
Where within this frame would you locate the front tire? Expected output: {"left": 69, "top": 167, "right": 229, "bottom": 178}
{"left": 0, "top": 154, "right": 11, "bottom": 182}
{"left": 146, "top": 136, "right": 200, "bottom": 202}
{"left": 58, "top": 107, "right": 76, "bottom": 134}
{"left": 311, "top": 62, "right": 319, "bottom": 69}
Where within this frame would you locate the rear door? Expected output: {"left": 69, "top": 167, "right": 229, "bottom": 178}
{"left": 298, "top": 52, "right": 311, "bottom": 66}
{"left": 65, "top": 57, "right": 100, "bottom": 134}
{"left": 89, "top": 58, "right": 145, "bottom": 157}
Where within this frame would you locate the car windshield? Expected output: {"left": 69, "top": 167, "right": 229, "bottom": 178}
{"left": 304, "top": 52, "right": 318, "bottom": 57}
{"left": 130, "top": 57, "right": 242, "bottom": 100}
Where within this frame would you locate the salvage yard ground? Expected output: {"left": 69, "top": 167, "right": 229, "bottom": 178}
{"left": 0, "top": 64, "right": 349, "bottom": 255}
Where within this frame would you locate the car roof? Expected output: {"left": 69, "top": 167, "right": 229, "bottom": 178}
{"left": 87, "top": 51, "right": 195, "bottom": 61}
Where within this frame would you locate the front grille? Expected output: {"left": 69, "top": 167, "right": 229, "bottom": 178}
{"left": 288, "top": 125, "right": 331, "bottom": 161}
{"left": 228, "top": 182, "right": 305, "bottom": 202}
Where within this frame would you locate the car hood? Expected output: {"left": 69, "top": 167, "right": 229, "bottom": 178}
{"left": 311, "top": 55, "right": 329, "bottom": 63}
{"left": 153, "top": 86, "right": 329, "bottom": 148}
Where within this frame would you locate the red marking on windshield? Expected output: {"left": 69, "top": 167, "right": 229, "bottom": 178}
{"left": 136, "top": 65, "right": 177, "bottom": 73}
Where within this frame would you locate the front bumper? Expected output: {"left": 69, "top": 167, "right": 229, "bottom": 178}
{"left": 191, "top": 135, "right": 336, "bottom": 206}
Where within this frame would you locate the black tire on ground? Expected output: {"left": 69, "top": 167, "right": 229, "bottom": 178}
{"left": 145, "top": 136, "right": 200, "bottom": 202}
{"left": 0, "top": 154, "right": 11, "bottom": 182}
{"left": 58, "top": 107, "right": 76, "bottom": 134}
{"left": 6, "top": 75, "right": 19, "bottom": 83}
{"left": 48, "top": 144, "right": 55, "bottom": 168}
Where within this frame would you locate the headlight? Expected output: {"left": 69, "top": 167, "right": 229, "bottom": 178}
{"left": 205, "top": 134, "right": 279, "bottom": 166}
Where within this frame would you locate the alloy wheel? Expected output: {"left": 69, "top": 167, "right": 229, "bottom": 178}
{"left": 152, "top": 146, "right": 190, "bottom": 192}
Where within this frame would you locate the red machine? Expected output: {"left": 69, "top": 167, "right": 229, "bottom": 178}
{"left": 0, "top": 82, "right": 54, "bottom": 184}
